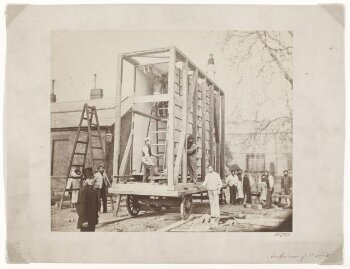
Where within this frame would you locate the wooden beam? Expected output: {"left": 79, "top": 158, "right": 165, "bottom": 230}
{"left": 113, "top": 54, "right": 123, "bottom": 179}
{"left": 181, "top": 62, "right": 189, "bottom": 183}
{"left": 167, "top": 47, "right": 176, "bottom": 187}
{"left": 124, "top": 56, "right": 139, "bottom": 66}
{"left": 201, "top": 83, "right": 207, "bottom": 180}
{"left": 131, "top": 110, "right": 167, "bottom": 122}
{"left": 220, "top": 94, "right": 225, "bottom": 178}
{"left": 133, "top": 94, "right": 170, "bottom": 104}
{"left": 124, "top": 47, "right": 170, "bottom": 58}
{"left": 118, "top": 129, "right": 133, "bottom": 175}
{"left": 209, "top": 85, "right": 215, "bottom": 166}
{"left": 193, "top": 82, "right": 198, "bottom": 142}
{"left": 174, "top": 68, "right": 198, "bottom": 184}
{"left": 214, "top": 94, "right": 221, "bottom": 172}
{"left": 175, "top": 46, "right": 225, "bottom": 96}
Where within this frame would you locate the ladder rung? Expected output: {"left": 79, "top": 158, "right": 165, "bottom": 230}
{"left": 93, "top": 158, "right": 105, "bottom": 161}
{"left": 72, "top": 164, "right": 85, "bottom": 167}
{"left": 83, "top": 117, "right": 89, "bottom": 120}
{"left": 91, "top": 123, "right": 97, "bottom": 126}
{"left": 151, "top": 143, "right": 166, "bottom": 146}
{"left": 92, "top": 146, "right": 103, "bottom": 149}
{"left": 151, "top": 130, "right": 167, "bottom": 134}
{"left": 91, "top": 134, "right": 100, "bottom": 137}
{"left": 74, "top": 152, "right": 85, "bottom": 155}
{"left": 154, "top": 155, "right": 165, "bottom": 158}
{"left": 77, "top": 141, "right": 88, "bottom": 144}
{"left": 157, "top": 108, "right": 168, "bottom": 110}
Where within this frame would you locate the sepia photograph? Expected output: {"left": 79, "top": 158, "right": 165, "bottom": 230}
{"left": 5, "top": 3, "right": 345, "bottom": 264}
{"left": 50, "top": 30, "right": 293, "bottom": 232}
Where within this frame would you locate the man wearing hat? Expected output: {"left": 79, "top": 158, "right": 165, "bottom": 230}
{"left": 243, "top": 170, "right": 252, "bottom": 204}
{"left": 76, "top": 176, "right": 99, "bottom": 232}
{"left": 142, "top": 136, "right": 156, "bottom": 183}
{"left": 187, "top": 134, "right": 198, "bottom": 183}
{"left": 93, "top": 166, "right": 110, "bottom": 213}
{"left": 281, "top": 170, "right": 292, "bottom": 208}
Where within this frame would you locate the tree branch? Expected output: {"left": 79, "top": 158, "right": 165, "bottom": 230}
{"left": 256, "top": 31, "right": 293, "bottom": 89}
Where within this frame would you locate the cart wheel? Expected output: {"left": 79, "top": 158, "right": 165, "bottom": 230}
{"left": 126, "top": 195, "right": 140, "bottom": 217}
{"left": 180, "top": 195, "right": 192, "bottom": 220}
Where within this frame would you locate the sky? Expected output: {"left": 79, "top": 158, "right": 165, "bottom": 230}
{"left": 51, "top": 30, "right": 292, "bottom": 130}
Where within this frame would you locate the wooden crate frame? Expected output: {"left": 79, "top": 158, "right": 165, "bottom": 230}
{"left": 112, "top": 46, "right": 225, "bottom": 193}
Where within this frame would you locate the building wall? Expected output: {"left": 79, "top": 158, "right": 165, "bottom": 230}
{"left": 51, "top": 128, "right": 111, "bottom": 191}
{"left": 226, "top": 132, "right": 292, "bottom": 176}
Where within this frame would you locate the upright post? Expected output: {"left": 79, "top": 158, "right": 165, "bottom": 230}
{"left": 167, "top": 47, "right": 176, "bottom": 187}
{"left": 201, "top": 83, "right": 207, "bottom": 180}
{"left": 209, "top": 85, "right": 215, "bottom": 166}
{"left": 181, "top": 62, "right": 189, "bottom": 183}
{"left": 220, "top": 93, "right": 225, "bottom": 178}
{"left": 113, "top": 54, "right": 123, "bottom": 181}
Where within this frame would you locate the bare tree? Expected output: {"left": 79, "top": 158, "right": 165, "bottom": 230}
{"left": 216, "top": 31, "right": 293, "bottom": 148}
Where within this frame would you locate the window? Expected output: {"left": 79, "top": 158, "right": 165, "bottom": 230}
{"left": 246, "top": 153, "right": 265, "bottom": 172}
{"left": 51, "top": 139, "right": 69, "bottom": 176}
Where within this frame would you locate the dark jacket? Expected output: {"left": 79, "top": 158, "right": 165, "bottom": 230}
{"left": 243, "top": 174, "right": 251, "bottom": 192}
{"left": 76, "top": 184, "right": 99, "bottom": 229}
{"left": 281, "top": 176, "right": 292, "bottom": 195}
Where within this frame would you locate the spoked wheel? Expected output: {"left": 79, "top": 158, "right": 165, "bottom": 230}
{"left": 180, "top": 195, "right": 193, "bottom": 220}
{"left": 126, "top": 195, "right": 140, "bottom": 217}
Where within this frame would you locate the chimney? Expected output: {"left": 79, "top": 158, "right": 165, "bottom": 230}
{"left": 90, "top": 74, "right": 104, "bottom": 99}
{"left": 206, "top": 53, "right": 216, "bottom": 81}
{"left": 50, "top": 79, "right": 56, "bottom": 103}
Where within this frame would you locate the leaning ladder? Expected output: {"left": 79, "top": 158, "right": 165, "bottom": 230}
{"left": 58, "top": 103, "right": 108, "bottom": 210}
{"left": 142, "top": 103, "right": 168, "bottom": 171}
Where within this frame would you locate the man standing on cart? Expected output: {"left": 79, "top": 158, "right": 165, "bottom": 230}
{"left": 187, "top": 134, "right": 198, "bottom": 183}
{"left": 142, "top": 136, "right": 156, "bottom": 183}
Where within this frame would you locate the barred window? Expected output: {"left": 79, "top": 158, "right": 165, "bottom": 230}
{"left": 246, "top": 153, "right": 265, "bottom": 172}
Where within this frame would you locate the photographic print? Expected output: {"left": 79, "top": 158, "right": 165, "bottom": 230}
{"left": 6, "top": 4, "right": 344, "bottom": 264}
{"left": 50, "top": 30, "right": 293, "bottom": 232}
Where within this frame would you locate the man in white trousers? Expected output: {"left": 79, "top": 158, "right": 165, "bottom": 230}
{"left": 201, "top": 165, "right": 223, "bottom": 225}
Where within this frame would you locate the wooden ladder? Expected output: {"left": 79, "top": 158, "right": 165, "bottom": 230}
{"left": 143, "top": 103, "right": 168, "bottom": 171}
{"left": 58, "top": 103, "right": 108, "bottom": 210}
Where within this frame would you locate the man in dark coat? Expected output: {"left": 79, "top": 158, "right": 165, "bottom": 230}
{"left": 187, "top": 134, "right": 198, "bottom": 183}
{"left": 76, "top": 177, "right": 99, "bottom": 232}
{"left": 243, "top": 170, "right": 252, "bottom": 204}
{"left": 281, "top": 170, "right": 293, "bottom": 208}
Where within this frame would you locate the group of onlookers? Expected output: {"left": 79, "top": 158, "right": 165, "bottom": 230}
{"left": 224, "top": 169, "right": 292, "bottom": 209}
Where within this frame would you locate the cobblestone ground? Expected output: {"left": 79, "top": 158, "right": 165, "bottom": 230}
{"left": 51, "top": 198, "right": 292, "bottom": 232}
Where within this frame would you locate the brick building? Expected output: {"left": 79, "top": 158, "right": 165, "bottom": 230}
{"left": 50, "top": 96, "right": 132, "bottom": 192}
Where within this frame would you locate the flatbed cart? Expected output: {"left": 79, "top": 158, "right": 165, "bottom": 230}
{"left": 110, "top": 47, "right": 226, "bottom": 220}
{"left": 109, "top": 178, "right": 227, "bottom": 220}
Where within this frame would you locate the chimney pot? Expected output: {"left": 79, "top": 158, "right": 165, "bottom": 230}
{"left": 50, "top": 79, "right": 57, "bottom": 103}
{"left": 90, "top": 74, "right": 103, "bottom": 99}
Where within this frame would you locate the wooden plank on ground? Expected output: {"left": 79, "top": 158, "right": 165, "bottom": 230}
{"left": 157, "top": 215, "right": 195, "bottom": 232}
